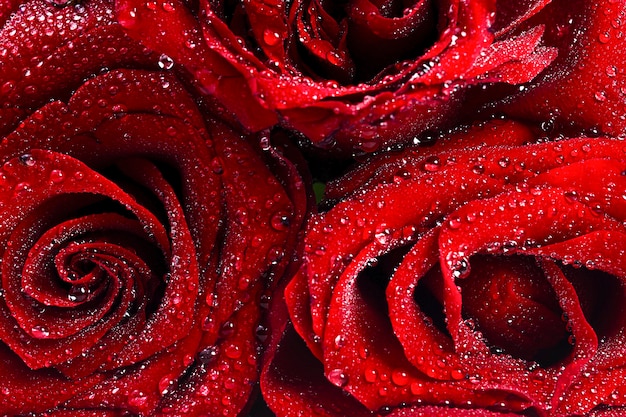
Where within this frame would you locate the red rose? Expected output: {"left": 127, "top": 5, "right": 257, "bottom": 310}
{"left": 0, "top": 0, "right": 155, "bottom": 136}
{"left": 488, "top": 0, "right": 626, "bottom": 138}
{"left": 262, "top": 120, "right": 626, "bottom": 416}
{"left": 0, "top": 2, "right": 305, "bottom": 415}
{"left": 115, "top": 0, "right": 557, "bottom": 153}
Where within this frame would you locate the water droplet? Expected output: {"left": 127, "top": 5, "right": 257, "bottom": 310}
{"left": 333, "top": 335, "right": 345, "bottom": 349}
{"left": 166, "top": 126, "right": 177, "bottom": 137}
{"left": 259, "top": 293, "right": 271, "bottom": 310}
{"left": 255, "top": 324, "right": 268, "bottom": 342}
{"left": 451, "top": 369, "right": 465, "bottom": 380}
{"left": 158, "top": 375, "right": 175, "bottom": 395}
{"left": 422, "top": 156, "right": 441, "bottom": 172}
{"left": 378, "top": 405, "right": 392, "bottom": 415}
{"left": 364, "top": 366, "right": 377, "bottom": 382}
{"left": 46, "top": 0, "right": 74, "bottom": 6}
{"left": 30, "top": 325, "right": 50, "bottom": 338}
{"left": 158, "top": 54, "right": 175, "bottom": 70}
{"left": 327, "top": 369, "right": 348, "bottom": 387}
{"left": 448, "top": 216, "right": 462, "bottom": 229}
{"left": 358, "top": 346, "right": 369, "bottom": 359}
{"left": 598, "top": 32, "right": 611, "bottom": 43}
{"left": 224, "top": 344, "right": 241, "bottom": 359}
{"left": 270, "top": 212, "right": 290, "bottom": 231}
{"left": 128, "top": 390, "right": 148, "bottom": 408}
{"left": 234, "top": 208, "right": 248, "bottom": 225}
{"left": 211, "top": 157, "right": 224, "bottom": 174}
{"left": 237, "top": 275, "right": 251, "bottom": 290}
{"left": 262, "top": 29, "right": 281, "bottom": 46}
{"left": 198, "top": 345, "right": 219, "bottom": 365}
{"left": 1, "top": 81, "right": 14, "bottom": 95}
{"left": 118, "top": 7, "right": 138, "bottom": 28}
{"left": 326, "top": 50, "right": 342, "bottom": 66}
{"left": 68, "top": 285, "right": 88, "bottom": 302}
{"left": 14, "top": 181, "right": 31, "bottom": 195}
{"left": 472, "top": 164, "right": 485, "bottom": 174}
{"left": 391, "top": 370, "right": 409, "bottom": 386}
{"left": 410, "top": 381, "right": 424, "bottom": 394}
{"left": 450, "top": 256, "right": 470, "bottom": 279}
{"left": 19, "top": 154, "right": 36, "bottom": 166}
{"left": 220, "top": 321, "right": 235, "bottom": 338}
{"left": 606, "top": 65, "right": 618, "bottom": 77}
{"left": 49, "top": 169, "right": 65, "bottom": 183}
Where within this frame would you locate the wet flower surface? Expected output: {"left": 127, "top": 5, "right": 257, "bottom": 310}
{"left": 1, "top": 0, "right": 626, "bottom": 415}
{"left": 0, "top": 67, "right": 305, "bottom": 415}
{"left": 0, "top": 2, "right": 305, "bottom": 413}
{"left": 115, "top": 0, "right": 558, "bottom": 152}
{"left": 263, "top": 121, "right": 626, "bottom": 416}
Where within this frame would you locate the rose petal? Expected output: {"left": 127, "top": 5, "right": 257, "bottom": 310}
{"left": 114, "top": 0, "right": 278, "bottom": 130}
{"left": 497, "top": 0, "right": 626, "bottom": 137}
{"left": 0, "top": 343, "right": 105, "bottom": 414}
{"left": 262, "top": 326, "right": 374, "bottom": 417}
{"left": 0, "top": 0, "right": 155, "bottom": 132}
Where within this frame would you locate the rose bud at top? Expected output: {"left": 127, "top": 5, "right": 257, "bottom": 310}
{"left": 486, "top": 0, "right": 626, "bottom": 139}
{"left": 262, "top": 119, "right": 626, "bottom": 417}
{"left": 115, "top": 0, "right": 557, "bottom": 153}
{"left": 0, "top": 1, "right": 307, "bottom": 415}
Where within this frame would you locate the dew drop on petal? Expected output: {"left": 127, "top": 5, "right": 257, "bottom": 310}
{"left": 255, "top": 324, "right": 268, "bottom": 342}
{"left": 410, "top": 381, "right": 424, "bottom": 395}
{"left": 270, "top": 212, "right": 291, "bottom": 231}
{"left": 158, "top": 54, "right": 175, "bottom": 70}
{"left": 158, "top": 375, "right": 175, "bottom": 395}
{"left": 118, "top": 7, "right": 138, "bottom": 28}
{"left": 327, "top": 369, "right": 348, "bottom": 387}
{"left": 262, "top": 29, "right": 281, "bottom": 46}
{"left": 31, "top": 326, "right": 50, "bottom": 338}
{"left": 326, "top": 50, "right": 342, "bottom": 66}
{"left": 448, "top": 216, "right": 462, "bottom": 229}
{"left": 224, "top": 344, "right": 242, "bottom": 359}
{"left": 451, "top": 369, "right": 465, "bottom": 380}
{"left": 211, "top": 157, "right": 224, "bottom": 174}
{"left": 49, "top": 169, "right": 65, "bottom": 183}
{"left": 198, "top": 345, "right": 219, "bottom": 365}
{"left": 19, "top": 154, "right": 35, "bottom": 166}
{"left": 219, "top": 321, "right": 235, "bottom": 338}
{"left": 391, "top": 370, "right": 409, "bottom": 386}
{"left": 68, "top": 285, "right": 88, "bottom": 302}
{"left": 1, "top": 81, "right": 15, "bottom": 95}
{"left": 128, "top": 391, "right": 148, "bottom": 408}
{"left": 422, "top": 156, "right": 441, "bottom": 172}
{"left": 364, "top": 366, "right": 377, "bottom": 382}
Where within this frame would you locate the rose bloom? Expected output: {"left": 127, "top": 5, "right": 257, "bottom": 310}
{"left": 0, "top": 1, "right": 304, "bottom": 415}
{"left": 262, "top": 120, "right": 626, "bottom": 417}
{"left": 488, "top": 0, "right": 626, "bottom": 139}
{"left": 115, "top": 0, "right": 557, "bottom": 153}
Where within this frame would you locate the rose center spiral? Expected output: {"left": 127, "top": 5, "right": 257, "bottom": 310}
{"left": 459, "top": 255, "right": 569, "bottom": 363}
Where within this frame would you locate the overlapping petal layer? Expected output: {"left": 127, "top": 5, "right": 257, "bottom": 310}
{"left": 0, "top": 67, "right": 304, "bottom": 415}
{"left": 263, "top": 120, "right": 626, "bottom": 416}
{"left": 115, "top": 0, "right": 557, "bottom": 152}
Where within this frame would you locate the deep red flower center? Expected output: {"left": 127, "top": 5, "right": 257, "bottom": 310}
{"left": 459, "top": 255, "right": 569, "bottom": 363}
